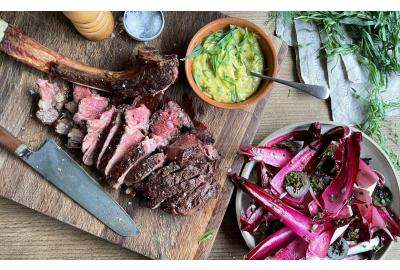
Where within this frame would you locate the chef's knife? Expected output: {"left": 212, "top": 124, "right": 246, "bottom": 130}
{"left": 0, "top": 125, "right": 140, "bottom": 236}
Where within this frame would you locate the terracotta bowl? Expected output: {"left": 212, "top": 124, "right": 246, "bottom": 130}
{"left": 184, "top": 17, "right": 278, "bottom": 110}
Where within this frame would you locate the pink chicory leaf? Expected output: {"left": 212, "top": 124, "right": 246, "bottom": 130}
{"left": 245, "top": 227, "right": 296, "bottom": 260}
{"left": 322, "top": 132, "right": 361, "bottom": 214}
{"left": 356, "top": 160, "right": 380, "bottom": 194}
{"left": 240, "top": 205, "right": 266, "bottom": 234}
{"left": 239, "top": 146, "right": 294, "bottom": 168}
{"left": 308, "top": 200, "right": 320, "bottom": 217}
{"left": 347, "top": 236, "right": 381, "bottom": 256}
{"left": 377, "top": 207, "right": 400, "bottom": 240}
{"left": 273, "top": 237, "right": 308, "bottom": 260}
{"left": 306, "top": 225, "right": 336, "bottom": 259}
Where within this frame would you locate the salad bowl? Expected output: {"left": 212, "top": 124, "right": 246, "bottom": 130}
{"left": 235, "top": 121, "right": 400, "bottom": 259}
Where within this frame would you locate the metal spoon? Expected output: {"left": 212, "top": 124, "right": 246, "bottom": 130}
{"left": 250, "top": 72, "right": 330, "bottom": 100}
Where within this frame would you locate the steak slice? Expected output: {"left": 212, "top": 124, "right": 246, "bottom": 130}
{"left": 136, "top": 162, "right": 215, "bottom": 207}
{"left": 95, "top": 110, "right": 123, "bottom": 168}
{"left": 63, "top": 85, "right": 94, "bottom": 115}
{"left": 73, "top": 94, "right": 109, "bottom": 125}
{"left": 73, "top": 85, "right": 94, "bottom": 104}
{"left": 121, "top": 153, "right": 166, "bottom": 188}
{"left": 34, "top": 79, "right": 68, "bottom": 125}
{"left": 162, "top": 179, "right": 220, "bottom": 215}
{"left": 103, "top": 103, "right": 151, "bottom": 178}
{"left": 110, "top": 101, "right": 193, "bottom": 188}
{"left": 166, "top": 130, "right": 220, "bottom": 167}
{"left": 82, "top": 106, "right": 116, "bottom": 166}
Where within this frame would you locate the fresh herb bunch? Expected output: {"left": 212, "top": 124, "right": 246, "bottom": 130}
{"left": 277, "top": 11, "right": 400, "bottom": 167}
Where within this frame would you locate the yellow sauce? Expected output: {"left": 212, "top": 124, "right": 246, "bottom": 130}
{"left": 192, "top": 25, "right": 264, "bottom": 103}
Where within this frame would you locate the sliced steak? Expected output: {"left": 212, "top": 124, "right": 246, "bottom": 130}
{"left": 34, "top": 79, "right": 68, "bottom": 125}
{"left": 82, "top": 106, "right": 116, "bottom": 166}
{"left": 136, "top": 162, "right": 215, "bottom": 206}
{"left": 95, "top": 110, "right": 123, "bottom": 168}
{"left": 102, "top": 103, "right": 151, "bottom": 178}
{"left": 162, "top": 179, "right": 220, "bottom": 215}
{"left": 121, "top": 153, "right": 166, "bottom": 188}
{"left": 73, "top": 95, "right": 109, "bottom": 125}
{"left": 149, "top": 101, "right": 193, "bottom": 141}
{"left": 73, "top": 85, "right": 94, "bottom": 104}
{"left": 110, "top": 101, "right": 193, "bottom": 188}
{"left": 144, "top": 174, "right": 210, "bottom": 209}
{"left": 166, "top": 130, "right": 220, "bottom": 167}
{"left": 64, "top": 85, "right": 94, "bottom": 115}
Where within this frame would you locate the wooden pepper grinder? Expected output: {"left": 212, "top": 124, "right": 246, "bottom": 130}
{"left": 63, "top": 11, "right": 114, "bottom": 41}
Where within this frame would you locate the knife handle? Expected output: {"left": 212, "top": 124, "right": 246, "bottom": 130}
{"left": 0, "top": 125, "right": 24, "bottom": 154}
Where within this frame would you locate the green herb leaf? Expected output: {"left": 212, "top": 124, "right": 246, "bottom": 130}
{"left": 198, "top": 230, "right": 214, "bottom": 245}
{"left": 180, "top": 44, "right": 204, "bottom": 61}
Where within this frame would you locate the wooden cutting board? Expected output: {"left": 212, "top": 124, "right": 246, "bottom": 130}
{"left": 0, "top": 11, "right": 286, "bottom": 259}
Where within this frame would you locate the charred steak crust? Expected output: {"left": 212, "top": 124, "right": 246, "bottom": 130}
{"left": 138, "top": 162, "right": 215, "bottom": 202}
{"left": 162, "top": 180, "right": 221, "bottom": 216}
{"left": 123, "top": 153, "right": 166, "bottom": 186}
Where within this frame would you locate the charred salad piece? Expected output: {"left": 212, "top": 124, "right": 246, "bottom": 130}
{"left": 372, "top": 185, "right": 392, "bottom": 207}
{"left": 283, "top": 171, "right": 310, "bottom": 198}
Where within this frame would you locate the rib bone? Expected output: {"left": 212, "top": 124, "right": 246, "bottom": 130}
{"left": 0, "top": 19, "right": 179, "bottom": 97}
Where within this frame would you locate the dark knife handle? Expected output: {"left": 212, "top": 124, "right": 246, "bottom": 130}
{"left": 0, "top": 125, "right": 24, "bottom": 154}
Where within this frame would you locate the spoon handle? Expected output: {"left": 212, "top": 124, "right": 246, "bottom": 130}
{"left": 250, "top": 72, "right": 330, "bottom": 100}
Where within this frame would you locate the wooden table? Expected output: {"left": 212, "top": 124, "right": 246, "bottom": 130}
{"left": 0, "top": 11, "right": 399, "bottom": 260}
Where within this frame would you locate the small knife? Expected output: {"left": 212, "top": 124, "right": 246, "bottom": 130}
{"left": 0, "top": 125, "right": 140, "bottom": 237}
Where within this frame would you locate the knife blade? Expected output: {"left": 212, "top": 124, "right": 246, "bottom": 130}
{"left": 0, "top": 125, "right": 139, "bottom": 236}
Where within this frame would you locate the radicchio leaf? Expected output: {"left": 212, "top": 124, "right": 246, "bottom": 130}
{"left": 240, "top": 205, "right": 266, "bottom": 234}
{"left": 239, "top": 146, "right": 294, "bottom": 168}
{"left": 356, "top": 160, "right": 380, "bottom": 194}
{"left": 322, "top": 132, "right": 361, "bottom": 214}
{"left": 245, "top": 227, "right": 296, "bottom": 260}
{"left": 273, "top": 237, "right": 308, "bottom": 260}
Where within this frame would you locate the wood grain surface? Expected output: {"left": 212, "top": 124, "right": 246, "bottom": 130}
{"left": 0, "top": 11, "right": 399, "bottom": 260}
{"left": 0, "top": 11, "right": 286, "bottom": 259}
